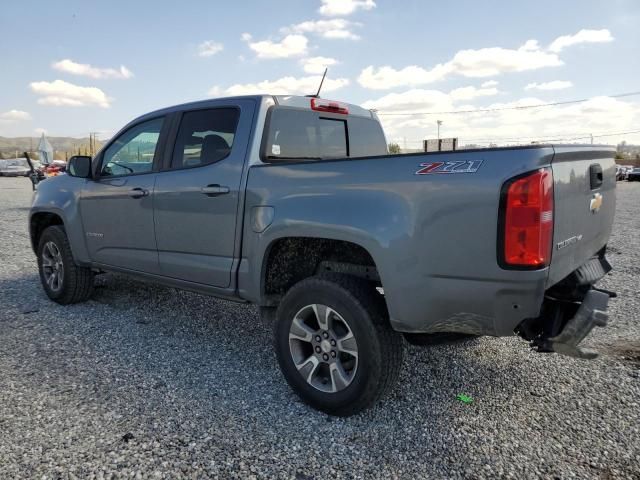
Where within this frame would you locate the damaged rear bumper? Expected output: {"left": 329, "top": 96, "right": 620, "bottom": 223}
{"left": 532, "top": 289, "right": 610, "bottom": 359}
{"left": 516, "top": 254, "right": 613, "bottom": 359}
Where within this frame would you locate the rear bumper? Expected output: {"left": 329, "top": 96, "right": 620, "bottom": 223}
{"left": 516, "top": 254, "right": 613, "bottom": 359}
{"left": 532, "top": 289, "right": 609, "bottom": 359}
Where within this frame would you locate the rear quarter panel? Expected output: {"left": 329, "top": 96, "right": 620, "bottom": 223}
{"left": 239, "top": 147, "right": 556, "bottom": 335}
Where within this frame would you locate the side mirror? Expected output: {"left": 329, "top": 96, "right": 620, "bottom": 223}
{"left": 68, "top": 156, "right": 92, "bottom": 178}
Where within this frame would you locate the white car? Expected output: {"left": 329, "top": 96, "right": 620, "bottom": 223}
{"left": 0, "top": 159, "right": 32, "bottom": 177}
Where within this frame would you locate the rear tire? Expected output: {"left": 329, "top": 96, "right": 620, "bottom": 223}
{"left": 274, "top": 274, "right": 404, "bottom": 416}
{"left": 37, "top": 225, "right": 94, "bottom": 304}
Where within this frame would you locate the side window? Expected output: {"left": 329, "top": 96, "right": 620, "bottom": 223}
{"left": 101, "top": 117, "right": 164, "bottom": 177}
{"left": 171, "top": 108, "right": 240, "bottom": 169}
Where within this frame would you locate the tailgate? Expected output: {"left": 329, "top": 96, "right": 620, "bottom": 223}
{"left": 547, "top": 145, "right": 616, "bottom": 287}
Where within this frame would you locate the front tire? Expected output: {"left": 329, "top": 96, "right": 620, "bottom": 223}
{"left": 37, "top": 225, "right": 94, "bottom": 304}
{"left": 274, "top": 274, "right": 404, "bottom": 416}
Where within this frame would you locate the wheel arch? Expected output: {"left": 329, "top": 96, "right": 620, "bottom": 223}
{"left": 30, "top": 211, "right": 65, "bottom": 254}
{"left": 260, "top": 236, "right": 382, "bottom": 305}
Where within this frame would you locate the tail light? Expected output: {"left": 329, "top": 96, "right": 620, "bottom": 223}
{"left": 310, "top": 98, "right": 349, "bottom": 114}
{"left": 499, "top": 168, "right": 554, "bottom": 269}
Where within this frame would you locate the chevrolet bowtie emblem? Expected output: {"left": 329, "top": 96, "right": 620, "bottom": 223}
{"left": 590, "top": 193, "right": 603, "bottom": 213}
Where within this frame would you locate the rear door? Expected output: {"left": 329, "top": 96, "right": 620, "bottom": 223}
{"left": 80, "top": 116, "right": 168, "bottom": 273}
{"left": 153, "top": 99, "right": 255, "bottom": 287}
{"left": 547, "top": 145, "right": 616, "bottom": 286}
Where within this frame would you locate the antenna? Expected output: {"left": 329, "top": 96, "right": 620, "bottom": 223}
{"left": 307, "top": 68, "right": 328, "bottom": 98}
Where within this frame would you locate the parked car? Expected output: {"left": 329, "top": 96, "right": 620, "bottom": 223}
{"left": 0, "top": 158, "right": 32, "bottom": 176}
{"left": 628, "top": 167, "right": 640, "bottom": 181}
{"left": 624, "top": 165, "right": 634, "bottom": 179}
{"left": 29, "top": 95, "right": 617, "bottom": 415}
{"left": 43, "top": 160, "right": 67, "bottom": 177}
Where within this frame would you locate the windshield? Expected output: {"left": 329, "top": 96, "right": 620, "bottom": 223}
{"left": 263, "top": 107, "right": 387, "bottom": 161}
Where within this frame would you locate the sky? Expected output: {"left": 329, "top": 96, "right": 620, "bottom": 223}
{"left": 1, "top": 0, "right": 639, "bottom": 147}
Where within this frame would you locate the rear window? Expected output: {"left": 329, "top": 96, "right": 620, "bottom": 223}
{"left": 263, "top": 107, "right": 387, "bottom": 160}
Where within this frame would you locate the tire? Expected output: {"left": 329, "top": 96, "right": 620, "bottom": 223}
{"left": 274, "top": 274, "right": 404, "bottom": 416}
{"left": 37, "top": 225, "right": 94, "bottom": 304}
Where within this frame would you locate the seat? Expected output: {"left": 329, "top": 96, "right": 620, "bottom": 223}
{"left": 200, "top": 134, "right": 230, "bottom": 164}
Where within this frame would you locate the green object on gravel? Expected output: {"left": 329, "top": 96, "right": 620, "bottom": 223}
{"left": 456, "top": 394, "right": 473, "bottom": 404}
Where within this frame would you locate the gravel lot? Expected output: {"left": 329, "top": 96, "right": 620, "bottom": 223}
{"left": 0, "top": 176, "right": 639, "bottom": 479}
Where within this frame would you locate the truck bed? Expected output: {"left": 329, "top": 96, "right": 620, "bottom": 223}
{"left": 241, "top": 144, "right": 616, "bottom": 336}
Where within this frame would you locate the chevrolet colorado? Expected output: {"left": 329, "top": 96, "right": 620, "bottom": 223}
{"left": 30, "top": 95, "right": 616, "bottom": 415}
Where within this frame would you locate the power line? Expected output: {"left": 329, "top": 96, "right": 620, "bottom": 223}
{"left": 395, "top": 128, "right": 640, "bottom": 147}
{"left": 550, "top": 129, "right": 640, "bottom": 143}
{"left": 376, "top": 90, "right": 640, "bottom": 116}
{"left": 459, "top": 128, "right": 640, "bottom": 144}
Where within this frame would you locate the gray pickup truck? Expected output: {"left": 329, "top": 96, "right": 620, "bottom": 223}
{"left": 30, "top": 95, "right": 616, "bottom": 415}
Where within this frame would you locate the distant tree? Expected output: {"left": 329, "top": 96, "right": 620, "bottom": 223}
{"left": 388, "top": 143, "right": 401, "bottom": 154}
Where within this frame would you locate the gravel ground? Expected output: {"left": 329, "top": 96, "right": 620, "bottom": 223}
{"left": 0, "top": 176, "right": 639, "bottom": 479}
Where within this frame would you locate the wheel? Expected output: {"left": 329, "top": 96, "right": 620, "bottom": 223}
{"left": 37, "top": 225, "right": 94, "bottom": 304}
{"left": 274, "top": 274, "right": 404, "bottom": 416}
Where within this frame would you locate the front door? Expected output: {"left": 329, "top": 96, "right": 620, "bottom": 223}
{"left": 80, "top": 116, "right": 166, "bottom": 273}
{"left": 153, "top": 101, "right": 254, "bottom": 287}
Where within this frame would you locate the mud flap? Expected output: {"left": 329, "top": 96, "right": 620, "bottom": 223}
{"left": 529, "top": 289, "right": 610, "bottom": 359}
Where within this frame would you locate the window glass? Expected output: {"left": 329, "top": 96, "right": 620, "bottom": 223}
{"left": 101, "top": 117, "right": 164, "bottom": 177}
{"left": 171, "top": 108, "right": 240, "bottom": 169}
{"left": 265, "top": 108, "right": 347, "bottom": 160}
{"left": 348, "top": 116, "right": 388, "bottom": 157}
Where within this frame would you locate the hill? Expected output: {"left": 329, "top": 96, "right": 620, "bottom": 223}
{"left": 0, "top": 136, "right": 103, "bottom": 160}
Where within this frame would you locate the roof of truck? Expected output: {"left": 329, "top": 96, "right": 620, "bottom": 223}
{"left": 129, "top": 94, "right": 375, "bottom": 126}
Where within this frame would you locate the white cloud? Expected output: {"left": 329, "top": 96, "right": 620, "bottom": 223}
{"left": 548, "top": 29, "right": 614, "bottom": 53}
{"left": 209, "top": 75, "right": 349, "bottom": 96}
{"left": 525, "top": 80, "right": 573, "bottom": 91}
{"left": 30, "top": 80, "right": 111, "bottom": 108}
{"left": 319, "top": 0, "right": 376, "bottom": 16}
{"left": 449, "top": 85, "right": 500, "bottom": 101}
{"left": 448, "top": 42, "right": 563, "bottom": 77}
{"left": 34, "top": 127, "right": 47, "bottom": 135}
{"left": 52, "top": 59, "right": 133, "bottom": 79}
{"left": 363, "top": 88, "right": 640, "bottom": 147}
{"left": 242, "top": 33, "right": 308, "bottom": 59}
{"left": 301, "top": 56, "right": 338, "bottom": 74}
{"left": 481, "top": 80, "right": 499, "bottom": 88}
{"left": 197, "top": 40, "right": 224, "bottom": 57}
{"left": 362, "top": 89, "right": 455, "bottom": 113}
{"left": 0, "top": 109, "right": 31, "bottom": 121}
{"left": 358, "top": 64, "right": 452, "bottom": 90}
{"left": 283, "top": 19, "right": 361, "bottom": 40}
{"left": 362, "top": 85, "right": 500, "bottom": 112}
{"left": 358, "top": 39, "right": 562, "bottom": 89}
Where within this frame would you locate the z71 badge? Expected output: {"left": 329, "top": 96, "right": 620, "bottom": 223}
{"left": 415, "top": 160, "right": 483, "bottom": 175}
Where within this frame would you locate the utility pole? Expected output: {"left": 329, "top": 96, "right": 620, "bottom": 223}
{"left": 590, "top": 133, "right": 594, "bottom": 145}
{"left": 89, "top": 132, "right": 100, "bottom": 157}
{"left": 437, "top": 120, "right": 443, "bottom": 141}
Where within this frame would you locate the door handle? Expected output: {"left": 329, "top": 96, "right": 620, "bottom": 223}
{"left": 128, "top": 187, "right": 149, "bottom": 199}
{"left": 201, "top": 184, "right": 230, "bottom": 197}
